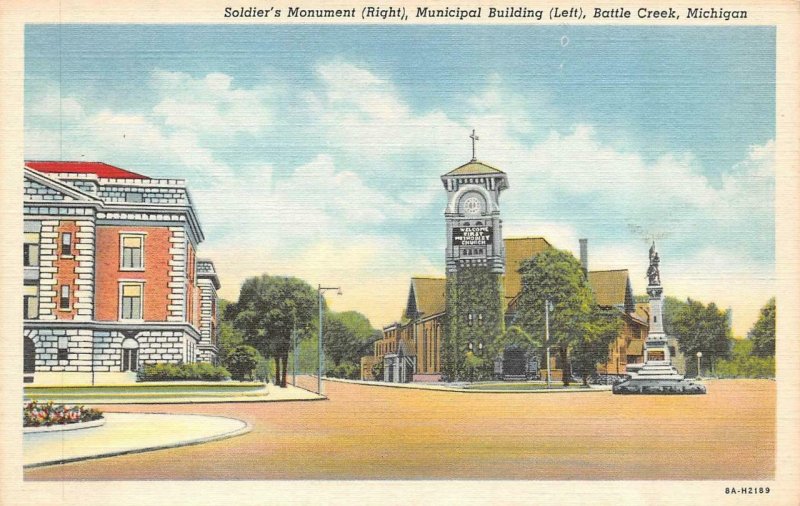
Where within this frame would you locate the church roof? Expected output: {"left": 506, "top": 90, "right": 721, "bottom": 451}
{"left": 405, "top": 277, "right": 447, "bottom": 319}
{"left": 503, "top": 237, "right": 554, "bottom": 299}
{"left": 398, "top": 240, "right": 641, "bottom": 323}
{"left": 443, "top": 160, "right": 505, "bottom": 177}
{"left": 627, "top": 340, "right": 644, "bottom": 355}
{"left": 633, "top": 302, "right": 650, "bottom": 324}
{"left": 588, "top": 269, "right": 633, "bottom": 310}
{"left": 26, "top": 161, "right": 149, "bottom": 179}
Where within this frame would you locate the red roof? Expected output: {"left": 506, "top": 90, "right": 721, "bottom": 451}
{"left": 26, "top": 161, "right": 149, "bottom": 179}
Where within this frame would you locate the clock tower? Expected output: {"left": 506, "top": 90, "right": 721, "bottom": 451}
{"left": 440, "top": 130, "right": 509, "bottom": 380}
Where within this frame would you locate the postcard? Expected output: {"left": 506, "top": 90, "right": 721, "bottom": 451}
{"left": 1, "top": 0, "right": 798, "bottom": 504}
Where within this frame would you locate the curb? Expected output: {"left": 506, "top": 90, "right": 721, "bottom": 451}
{"left": 24, "top": 413, "right": 252, "bottom": 469}
{"left": 322, "top": 377, "right": 609, "bottom": 394}
{"left": 26, "top": 396, "right": 326, "bottom": 405}
{"left": 23, "top": 417, "right": 106, "bottom": 434}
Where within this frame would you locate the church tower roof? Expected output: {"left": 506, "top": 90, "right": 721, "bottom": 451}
{"left": 442, "top": 160, "right": 506, "bottom": 177}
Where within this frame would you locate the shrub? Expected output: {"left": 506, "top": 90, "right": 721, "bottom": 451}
{"left": 24, "top": 401, "right": 103, "bottom": 427}
{"left": 224, "top": 345, "right": 260, "bottom": 381}
{"left": 371, "top": 360, "right": 384, "bottom": 381}
{"left": 138, "top": 362, "right": 231, "bottom": 382}
{"left": 327, "top": 362, "right": 359, "bottom": 379}
{"left": 715, "top": 339, "right": 776, "bottom": 379}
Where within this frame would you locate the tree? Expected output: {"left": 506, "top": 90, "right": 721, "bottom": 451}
{"left": 324, "top": 311, "right": 380, "bottom": 367}
{"left": 217, "top": 299, "right": 245, "bottom": 363}
{"left": 514, "top": 249, "right": 597, "bottom": 386}
{"left": 670, "top": 298, "right": 732, "bottom": 376}
{"left": 749, "top": 298, "right": 775, "bottom": 357}
{"left": 715, "top": 339, "right": 775, "bottom": 378}
{"left": 227, "top": 275, "right": 317, "bottom": 388}
{"left": 323, "top": 315, "right": 361, "bottom": 367}
{"left": 225, "top": 345, "right": 260, "bottom": 381}
{"left": 571, "top": 307, "right": 622, "bottom": 386}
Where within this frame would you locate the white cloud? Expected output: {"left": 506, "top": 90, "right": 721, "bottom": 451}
{"left": 150, "top": 70, "right": 273, "bottom": 137}
{"left": 307, "top": 61, "right": 466, "bottom": 162}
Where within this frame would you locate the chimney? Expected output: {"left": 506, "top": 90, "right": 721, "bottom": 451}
{"left": 579, "top": 239, "right": 588, "bottom": 276}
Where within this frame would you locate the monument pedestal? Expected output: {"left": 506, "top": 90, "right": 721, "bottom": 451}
{"left": 613, "top": 366, "right": 706, "bottom": 394}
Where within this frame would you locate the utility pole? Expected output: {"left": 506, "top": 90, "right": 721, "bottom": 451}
{"left": 317, "top": 285, "right": 342, "bottom": 395}
{"left": 545, "top": 299, "right": 553, "bottom": 389}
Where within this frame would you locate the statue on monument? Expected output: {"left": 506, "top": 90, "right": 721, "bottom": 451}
{"left": 646, "top": 241, "right": 661, "bottom": 286}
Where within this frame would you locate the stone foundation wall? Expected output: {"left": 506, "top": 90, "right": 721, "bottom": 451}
{"left": 29, "top": 328, "right": 95, "bottom": 372}
{"left": 26, "top": 327, "right": 200, "bottom": 374}
{"left": 198, "top": 347, "right": 217, "bottom": 364}
{"left": 138, "top": 330, "right": 188, "bottom": 365}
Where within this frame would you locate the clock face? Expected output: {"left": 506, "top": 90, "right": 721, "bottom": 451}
{"left": 463, "top": 196, "right": 483, "bottom": 215}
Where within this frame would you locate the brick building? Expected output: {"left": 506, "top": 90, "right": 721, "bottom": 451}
{"left": 23, "top": 161, "right": 220, "bottom": 384}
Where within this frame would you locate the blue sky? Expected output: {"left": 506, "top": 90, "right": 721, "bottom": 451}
{"left": 25, "top": 25, "right": 775, "bottom": 335}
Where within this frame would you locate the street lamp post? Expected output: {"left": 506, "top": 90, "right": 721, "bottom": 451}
{"left": 318, "top": 284, "right": 342, "bottom": 395}
{"left": 292, "top": 329, "right": 297, "bottom": 387}
{"left": 545, "top": 299, "right": 554, "bottom": 389}
{"left": 696, "top": 351, "right": 703, "bottom": 379}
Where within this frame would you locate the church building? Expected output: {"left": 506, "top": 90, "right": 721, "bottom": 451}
{"left": 361, "top": 135, "right": 648, "bottom": 382}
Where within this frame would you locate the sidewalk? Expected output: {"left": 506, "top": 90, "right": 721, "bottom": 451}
{"left": 325, "top": 377, "right": 611, "bottom": 393}
{"left": 24, "top": 412, "right": 250, "bottom": 468}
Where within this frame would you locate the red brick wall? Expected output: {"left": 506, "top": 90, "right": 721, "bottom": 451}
{"left": 54, "top": 221, "right": 79, "bottom": 319}
{"left": 95, "top": 226, "right": 172, "bottom": 321}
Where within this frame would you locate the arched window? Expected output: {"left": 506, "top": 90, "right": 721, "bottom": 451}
{"left": 121, "top": 338, "right": 139, "bottom": 372}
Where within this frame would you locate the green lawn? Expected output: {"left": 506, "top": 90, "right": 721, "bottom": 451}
{"left": 24, "top": 382, "right": 266, "bottom": 400}
{"left": 462, "top": 382, "right": 589, "bottom": 391}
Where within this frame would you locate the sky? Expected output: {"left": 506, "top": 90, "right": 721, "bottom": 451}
{"left": 24, "top": 25, "right": 775, "bottom": 336}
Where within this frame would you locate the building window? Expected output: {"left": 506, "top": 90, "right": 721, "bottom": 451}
{"left": 121, "top": 235, "right": 144, "bottom": 270}
{"left": 122, "top": 338, "right": 139, "bottom": 372}
{"left": 24, "top": 230, "right": 40, "bottom": 266}
{"left": 24, "top": 337, "right": 36, "bottom": 374}
{"left": 24, "top": 283, "right": 39, "bottom": 319}
{"left": 24, "top": 242, "right": 40, "bottom": 267}
{"left": 58, "top": 336, "right": 68, "bottom": 361}
{"left": 59, "top": 285, "right": 70, "bottom": 310}
{"left": 61, "top": 232, "right": 73, "bottom": 256}
{"left": 120, "top": 283, "right": 143, "bottom": 320}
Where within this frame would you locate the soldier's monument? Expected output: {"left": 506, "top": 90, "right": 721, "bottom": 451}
{"left": 613, "top": 243, "right": 707, "bottom": 394}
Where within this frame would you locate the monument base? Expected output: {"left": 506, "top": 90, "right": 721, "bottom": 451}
{"left": 613, "top": 363, "right": 706, "bottom": 395}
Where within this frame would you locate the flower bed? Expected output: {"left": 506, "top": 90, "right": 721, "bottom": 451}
{"left": 24, "top": 400, "right": 103, "bottom": 427}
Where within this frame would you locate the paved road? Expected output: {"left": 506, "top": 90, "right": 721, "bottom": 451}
{"left": 25, "top": 377, "right": 775, "bottom": 480}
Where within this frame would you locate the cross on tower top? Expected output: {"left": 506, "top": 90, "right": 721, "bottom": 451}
{"left": 470, "top": 129, "right": 479, "bottom": 161}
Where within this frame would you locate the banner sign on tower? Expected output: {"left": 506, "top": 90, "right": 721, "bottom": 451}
{"left": 453, "top": 226, "right": 493, "bottom": 246}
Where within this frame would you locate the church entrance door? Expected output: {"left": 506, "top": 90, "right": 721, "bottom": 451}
{"left": 503, "top": 347, "right": 527, "bottom": 379}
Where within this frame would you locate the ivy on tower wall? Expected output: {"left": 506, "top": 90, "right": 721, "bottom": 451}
{"left": 442, "top": 266, "right": 505, "bottom": 380}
